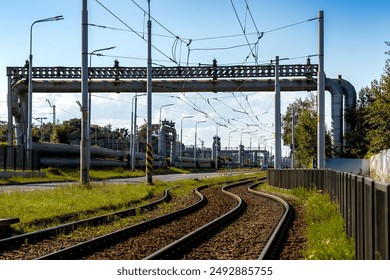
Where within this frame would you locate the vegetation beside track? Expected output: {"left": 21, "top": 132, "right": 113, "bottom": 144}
{"left": 259, "top": 183, "right": 355, "bottom": 260}
{"left": 0, "top": 170, "right": 263, "bottom": 233}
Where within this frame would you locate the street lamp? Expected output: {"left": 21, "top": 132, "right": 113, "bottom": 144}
{"left": 215, "top": 124, "right": 226, "bottom": 170}
{"left": 89, "top": 46, "right": 116, "bottom": 144}
{"left": 180, "top": 116, "right": 193, "bottom": 168}
{"left": 89, "top": 46, "right": 116, "bottom": 67}
{"left": 240, "top": 131, "right": 250, "bottom": 146}
{"left": 159, "top": 103, "right": 174, "bottom": 128}
{"left": 27, "top": 15, "right": 64, "bottom": 150}
{"left": 228, "top": 130, "right": 237, "bottom": 152}
{"left": 194, "top": 121, "right": 206, "bottom": 168}
{"left": 228, "top": 130, "right": 237, "bottom": 170}
{"left": 130, "top": 93, "right": 146, "bottom": 171}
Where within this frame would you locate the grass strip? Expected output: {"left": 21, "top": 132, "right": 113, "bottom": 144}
{"left": 260, "top": 183, "right": 355, "bottom": 260}
{"left": 0, "top": 172, "right": 260, "bottom": 233}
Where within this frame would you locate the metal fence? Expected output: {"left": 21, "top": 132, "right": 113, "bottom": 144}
{"left": 267, "top": 169, "right": 390, "bottom": 260}
{"left": 0, "top": 146, "right": 40, "bottom": 171}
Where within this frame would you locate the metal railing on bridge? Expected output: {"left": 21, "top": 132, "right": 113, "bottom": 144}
{"left": 267, "top": 169, "right": 390, "bottom": 260}
{"left": 7, "top": 64, "right": 318, "bottom": 80}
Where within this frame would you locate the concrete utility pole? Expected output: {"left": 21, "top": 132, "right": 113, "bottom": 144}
{"left": 81, "top": 0, "right": 90, "bottom": 185}
{"left": 46, "top": 99, "right": 56, "bottom": 125}
{"left": 194, "top": 121, "right": 206, "bottom": 168}
{"left": 146, "top": 0, "right": 153, "bottom": 184}
{"left": 291, "top": 106, "right": 295, "bottom": 168}
{"left": 274, "top": 56, "right": 281, "bottom": 169}
{"left": 317, "top": 10, "right": 325, "bottom": 169}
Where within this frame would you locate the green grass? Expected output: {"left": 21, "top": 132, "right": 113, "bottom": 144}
{"left": 0, "top": 171, "right": 260, "bottom": 233}
{"left": 260, "top": 183, "right": 355, "bottom": 260}
{"left": 0, "top": 167, "right": 145, "bottom": 185}
{"left": 294, "top": 188, "right": 355, "bottom": 260}
{"left": 0, "top": 183, "right": 156, "bottom": 226}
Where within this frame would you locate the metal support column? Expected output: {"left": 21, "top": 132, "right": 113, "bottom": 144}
{"left": 146, "top": 0, "right": 153, "bottom": 184}
{"left": 80, "top": 0, "right": 90, "bottom": 184}
{"left": 274, "top": 56, "right": 281, "bottom": 169}
{"left": 7, "top": 76, "right": 13, "bottom": 145}
{"left": 317, "top": 10, "right": 325, "bottom": 169}
{"left": 291, "top": 106, "right": 295, "bottom": 168}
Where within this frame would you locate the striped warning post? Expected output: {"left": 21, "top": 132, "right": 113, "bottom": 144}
{"left": 146, "top": 143, "right": 153, "bottom": 184}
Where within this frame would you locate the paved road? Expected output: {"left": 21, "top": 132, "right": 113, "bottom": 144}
{"left": 0, "top": 172, "right": 226, "bottom": 193}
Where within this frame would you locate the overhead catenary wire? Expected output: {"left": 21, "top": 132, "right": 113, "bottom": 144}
{"left": 94, "top": 0, "right": 179, "bottom": 65}
{"left": 229, "top": 0, "right": 258, "bottom": 63}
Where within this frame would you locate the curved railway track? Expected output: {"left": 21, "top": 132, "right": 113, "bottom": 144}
{"left": 0, "top": 178, "right": 292, "bottom": 260}
{"left": 0, "top": 186, "right": 179, "bottom": 259}
{"left": 148, "top": 182, "right": 291, "bottom": 260}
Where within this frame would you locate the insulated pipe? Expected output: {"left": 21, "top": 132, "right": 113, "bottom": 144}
{"left": 33, "top": 142, "right": 125, "bottom": 158}
{"left": 339, "top": 78, "right": 357, "bottom": 148}
{"left": 325, "top": 78, "right": 344, "bottom": 155}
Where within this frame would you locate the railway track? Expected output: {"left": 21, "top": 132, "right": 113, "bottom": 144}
{"left": 0, "top": 186, "right": 181, "bottom": 259}
{"left": 0, "top": 178, "right": 292, "bottom": 260}
{"left": 147, "top": 182, "right": 291, "bottom": 260}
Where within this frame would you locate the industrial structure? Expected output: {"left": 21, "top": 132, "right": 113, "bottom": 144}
{"left": 6, "top": 63, "right": 356, "bottom": 161}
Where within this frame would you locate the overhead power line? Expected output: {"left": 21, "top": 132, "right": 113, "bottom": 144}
{"left": 94, "top": 0, "right": 178, "bottom": 64}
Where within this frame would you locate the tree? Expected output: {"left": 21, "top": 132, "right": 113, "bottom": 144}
{"left": 51, "top": 122, "right": 71, "bottom": 143}
{"left": 343, "top": 85, "right": 374, "bottom": 158}
{"left": 0, "top": 121, "right": 8, "bottom": 143}
{"left": 138, "top": 123, "right": 160, "bottom": 153}
{"left": 364, "top": 59, "right": 390, "bottom": 154}
{"left": 282, "top": 93, "right": 333, "bottom": 167}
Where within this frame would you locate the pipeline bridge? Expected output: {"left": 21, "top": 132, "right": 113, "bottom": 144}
{"left": 6, "top": 62, "right": 356, "bottom": 161}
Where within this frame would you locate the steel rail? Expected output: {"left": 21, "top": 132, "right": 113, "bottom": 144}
{"left": 0, "top": 187, "right": 174, "bottom": 253}
{"left": 247, "top": 184, "right": 292, "bottom": 260}
{"left": 145, "top": 179, "right": 290, "bottom": 260}
{"left": 144, "top": 180, "right": 252, "bottom": 260}
{"left": 37, "top": 179, "right": 257, "bottom": 260}
{"left": 37, "top": 185, "right": 209, "bottom": 260}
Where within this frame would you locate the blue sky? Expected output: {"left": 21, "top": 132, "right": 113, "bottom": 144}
{"left": 1, "top": 0, "right": 389, "bottom": 152}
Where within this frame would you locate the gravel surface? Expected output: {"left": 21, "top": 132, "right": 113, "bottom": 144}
{"left": 182, "top": 185, "right": 284, "bottom": 259}
{"left": 84, "top": 187, "right": 237, "bottom": 259}
{"left": 0, "top": 191, "right": 199, "bottom": 260}
{"left": 0, "top": 183, "right": 308, "bottom": 260}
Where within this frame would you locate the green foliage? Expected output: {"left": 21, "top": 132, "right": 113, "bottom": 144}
{"left": 0, "top": 183, "right": 156, "bottom": 227}
{"left": 51, "top": 122, "right": 71, "bottom": 143}
{"left": 282, "top": 94, "right": 333, "bottom": 167}
{"left": 365, "top": 60, "right": 390, "bottom": 154}
{"left": 0, "top": 121, "right": 8, "bottom": 143}
{"left": 343, "top": 87, "right": 372, "bottom": 158}
{"left": 0, "top": 172, "right": 255, "bottom": 232}
{"left": 344, "top": 45, "right": 390, "bottom": 157}
{"left": 302, "top": 190, "right": 355, "bottom": 260}
{"left": 261, "top": 184, "right": 354, "bottom": 259}
{"left": 137, "top": 123, "right": 160, "bottom": 153}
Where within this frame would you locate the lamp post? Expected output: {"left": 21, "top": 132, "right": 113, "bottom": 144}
{"left": 194, "top": 121, "right": 206, "bottom": 168}
{"left": 215, "top": 125, "right": 225, "bottom": 170}
{"left": 228, "top": 130, "right": 237, "bottom": 153}
{"left": 228, "top": 130, "right": 237, "bottom": 170}
{"left": 180, "top": 116, "right": 193, "bottom": 168}
{"left": 159, "top": 104, "right": 174, "bottom": 128}
{"left": 89, "top": 46, "right": 116, "bottom": 145}
{"left": 240, "top": 131, "right": 250, "bottom": 146}
{"left": 27, "top": 15, "right": 64, "bottom": 150}
{"left": 239, "top": 131, "right": 250, "bottom": 167}
{"left": 158, "top": 103, "right": 173, "bottom": 167}
{"left": 131, "top": 93, "right": 146, "bottom": 170}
